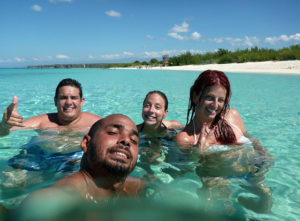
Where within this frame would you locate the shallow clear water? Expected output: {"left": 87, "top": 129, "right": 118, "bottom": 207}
{"left": 0, "top": 68, "right": 299, "bottom": 220}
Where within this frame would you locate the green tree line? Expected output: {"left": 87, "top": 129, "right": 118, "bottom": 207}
{"left": 28, "top": 44, "right": 299, "bottom": 69}
{"left": 167, "top": 44, "right": 300, "bottom": 66}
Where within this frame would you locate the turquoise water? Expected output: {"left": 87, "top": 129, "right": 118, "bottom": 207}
{"left": 0, "top": 68, "right": 300, "bottom": 220}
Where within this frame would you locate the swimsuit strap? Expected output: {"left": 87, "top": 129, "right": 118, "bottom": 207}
{"left": 161, "top": 121, "right": 168, "bottom": 129}
{"left": 140, "top": 123, "right": 144, "bottom": 132}
{"left": 193, "top": 119, "right": 197, "bottom": 145}
{"left": 140, "top": 121, "right": 167, "bottom": 132}
{"left": 226, "top": 121, "right": 243, "bottom": 136}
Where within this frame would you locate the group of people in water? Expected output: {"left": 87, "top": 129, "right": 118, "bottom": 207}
{"left": 0, "top": 70, "right": 272, "bottom": 217}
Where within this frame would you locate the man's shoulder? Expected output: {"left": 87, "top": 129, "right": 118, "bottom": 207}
{"left": 81, "top": 112, "right": 102, "bottom": 120}
{"left": 23, "top": 113, "right": 56, "bottom": 128}
{"left": 54, "top": 172, "right": 85, "bottom": 188}
{"left": 78, "top": 112, "right": 102, "bottom": 127}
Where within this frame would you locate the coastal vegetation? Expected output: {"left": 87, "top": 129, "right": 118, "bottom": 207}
{"left": 167, "top": 44, "right": 300, "bottom": 66}
{"left": 28, "top": 44, "right": 300, "bottom": 69}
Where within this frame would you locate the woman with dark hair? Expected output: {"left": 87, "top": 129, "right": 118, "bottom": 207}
{"left": 137, "top": 91, "right": 184, "bottom": 180}
{"left": 137, "top": 90, "right": 183, "bottom": 138}
{"left": 175, "top": 70, "right": 249, "bottom": 149}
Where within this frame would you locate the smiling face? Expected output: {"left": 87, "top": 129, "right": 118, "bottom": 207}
{"left": 194, "top": 85, "right": 227, "bottom": 122}
{"left": 83, "top": 115, "right": 139, "bottom": 177}
{"left": 54, "top": 86, "right": 85, "bottom": 124}
{"left": 142, "top": 93, "right": 168, "bottom": 127}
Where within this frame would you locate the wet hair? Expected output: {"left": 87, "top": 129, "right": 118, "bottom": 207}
{"left": 187, "top": 70, "right": 236, "bottom": 144}
{"left": 54, "top": 78, "right": 83, "bottom": 99}
{"left": 143, "top": 90, "right": 168, "bottom": 110}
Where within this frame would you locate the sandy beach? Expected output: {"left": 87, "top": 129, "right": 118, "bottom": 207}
{"left": 125, "top": 60, "right": 300, "bottom": 75}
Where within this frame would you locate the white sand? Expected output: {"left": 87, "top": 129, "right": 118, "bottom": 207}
{"left": 124, "top": 60, "right": 300, "bottom": 75}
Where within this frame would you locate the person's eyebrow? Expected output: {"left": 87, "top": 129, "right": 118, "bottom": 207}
{"left": 131, "top": 129, "right": 139, "bottom": 138}
{"left": 109, "top": 123, "right": 139, "bottom": 138}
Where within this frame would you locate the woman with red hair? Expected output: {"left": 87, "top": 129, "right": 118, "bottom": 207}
{"left": 174, "top": 70, "right": 272, "bottom": 213}
{"left": 175, "top": 70, "right": 249, "bottom": 149}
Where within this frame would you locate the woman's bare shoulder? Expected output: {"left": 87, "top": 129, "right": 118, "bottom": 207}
{"left": 225, "top": 108, "right": 246, "bottom": 134}
{"left": 174, "top": 128, "right": 193, "bottom": 148}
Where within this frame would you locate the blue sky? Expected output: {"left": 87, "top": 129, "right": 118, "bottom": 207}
{"left": 1, "top": 0, "right": 300, "bottom": 68}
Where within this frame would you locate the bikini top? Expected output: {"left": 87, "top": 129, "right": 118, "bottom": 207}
{"left": 192, "top": 119, "right": 251, "bottom": 146}
{"left": 139, "top": 122, "right": 167, "bottom": 132}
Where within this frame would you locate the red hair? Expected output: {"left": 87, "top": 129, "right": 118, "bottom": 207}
{"left": 187, "top": 70, "right": 236, "bottom": 144}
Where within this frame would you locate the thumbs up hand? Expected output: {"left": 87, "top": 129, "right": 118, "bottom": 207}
{"left": 1, "top": 96, "right": 25, "bottom": 129}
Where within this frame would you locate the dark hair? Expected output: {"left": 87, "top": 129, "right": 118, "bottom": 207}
{"left": 54, "top": 78, "right": 83, "bottom": 99}
{"left": 80, "top": 118, "right": 104, "bottom": 170}
{"left": 187, "top": 70, "right": 236, "bottom": 144}
{"left": 143, "top": 90, "right": 168, "bottom": 110}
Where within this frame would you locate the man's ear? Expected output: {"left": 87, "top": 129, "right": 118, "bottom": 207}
{"left": 80, "top": 97, "right": 85, "bottom": 108}
{"left": 54, "top": 97, "right": 57, "bottom": 107}
{"left": 81, "top": 135, "right": 91, "bottom": 153}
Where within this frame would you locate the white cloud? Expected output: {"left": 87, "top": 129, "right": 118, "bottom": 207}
{"left": 105, "top": 10, "right": 121, "bottom": 18}
{"left": 144, "top": 51, "right": 164, "bottom": 58}
{"left": 31, "top": 56, "right": 54, "bottom": 62}
{"left": 225, "top": 37, "right": 243, "bottom": 46}
{"left": 191, "top": 32, "right": 201, "bottom": 40}
{"left": 244, "top": 36, "right": 259, "bottom": 47}
{"left": 223, "top": 36, "right": 259, "bottom": 47}
{"left": 209, "top": 38, "right": 224, "bottom": 43}
{"left": 168, "top": 22, "right": 201, "bottom": 41}
{"left": 99, "top": 51, "right": 134, "bottom": 60}
{"left": 146, "top": 35, "right": 154, "bottom": 40}
{"left": 143, "top": 50, "right": 193, "bottom": 59}
{"left": 168, "top": 32, "right": 201, "bottom": 41}
{"left": 168, "top": 32, "right": 186, "bottom": 40}
{"left": 15, "top": 57, "right": 25, "bottom": 62}
{"left": 291, "top": 33, "right": 300, "bottom": 41}
{"left": 31, "top": 5, "right": 42, "bottom": 12}
{"left": 265, "top": 33, "right": 300, "bottom": 44}
{"left": 0, "top": 59, "right": 12, "bottom": 63}
{"left": 49, "top": 0, "right": 72, "bottom": 3}
{"left": 123, "top": 51, "right": 134, "bottom": 56}
{"left": 170, "top": 22, "right": 189, "bottom": 33}
{"left": 100, "top": 54, "right": 121, "bottom": 60}
{"left": 56, "top": 54, "right": 69, "bottom": 59}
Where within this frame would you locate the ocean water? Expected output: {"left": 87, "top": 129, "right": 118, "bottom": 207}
{"left": 0, "top": 68, "right": 299, "bottom": 220}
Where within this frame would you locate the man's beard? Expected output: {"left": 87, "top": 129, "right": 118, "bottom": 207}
{"left": 102, "top": 158, "right": 134, "bottom": 177}
{"left": 88, "top": 143, "right": 136, "bottom": 178}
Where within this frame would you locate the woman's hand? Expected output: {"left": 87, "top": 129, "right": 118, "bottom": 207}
{"left": 197, "top": 123, "right": 216, "bottom": 151}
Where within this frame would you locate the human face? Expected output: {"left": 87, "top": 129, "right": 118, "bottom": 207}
{"left": 142, "top": 93, "right": 168, "bottom": 126}
{"left": 54, "top": 86, "right": 85, "bottom": 123}
{"left": 85, "top": 115, "right": 139, "bottom": 177}
{"left": 194, "top": 86, "right": 226, "bottom": 122}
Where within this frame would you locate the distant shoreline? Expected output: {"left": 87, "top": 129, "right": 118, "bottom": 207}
{"left": 114, "top": 60, "right": 300, "bottom": 75}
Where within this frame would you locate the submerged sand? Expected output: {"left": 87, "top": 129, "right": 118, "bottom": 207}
{"left": 122, "top": 60, "right": 300, "bottom": 75}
